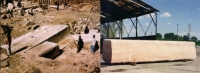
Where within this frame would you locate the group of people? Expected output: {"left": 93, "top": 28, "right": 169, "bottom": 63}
{"left": 77, "top": 35, "right": 99, "bottom": 53}
{"left": 77, "top": 25, "right": 99, "bottom": 53}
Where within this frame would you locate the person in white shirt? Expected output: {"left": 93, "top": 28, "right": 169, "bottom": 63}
{"left": 90, "top": 35, "right": 96, "bottom": 53}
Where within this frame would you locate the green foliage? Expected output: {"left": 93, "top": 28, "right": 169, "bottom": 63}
{"left": 182, "top": 35, "right": 189, "bottom": 41}
{"left": 156, "top": 33, "right": 162, "bottom": 40}
{"left": 163, "top": 33, "right": 179, "bottom": 40}
{"left": 191, "top": 36, "right": 198, "bottom": 41}
{"left": 195, "top": 41, "right": 200, "bottom": 46}
{"left": 156, "top": 32, "right": 198, "bottom": 42}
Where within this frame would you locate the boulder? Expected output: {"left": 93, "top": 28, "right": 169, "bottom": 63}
{"left": 79, "top": 4, "right": 93, "bottom": 12}
{"left": 59, "top": 4, "right": 65, "bottom": 10}
{"left": 0, "top": 61, "right": 9, "bottom": 68}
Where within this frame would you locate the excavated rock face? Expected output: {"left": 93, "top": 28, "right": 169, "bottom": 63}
{"left": 69, "top": 17, "right": 99, "bottom": 35}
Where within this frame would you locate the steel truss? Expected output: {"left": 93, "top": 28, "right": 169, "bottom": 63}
{"left": 101, "top": 12, "right": 157, "bottom": 39}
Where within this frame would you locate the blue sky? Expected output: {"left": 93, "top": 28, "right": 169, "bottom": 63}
{"left": 122, "top": 0, "right": 200, "bottom": 39}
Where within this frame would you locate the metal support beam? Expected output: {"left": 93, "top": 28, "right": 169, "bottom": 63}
{"left": 136, "top": 17, "right": 138, "bottom": 37}
{"left": 108, "top": 23, "right": 110, "bottom": 38}
{"left": 156, "top": 12, "right": 157, "bottom": 35}
{"left": 115, "top": 22, "right": 121, "bottom": 39}
{"left": 129, "top": 18, "right": 136, "bottom": 37}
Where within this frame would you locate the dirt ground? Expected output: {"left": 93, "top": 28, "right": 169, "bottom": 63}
{"left": 1, "top": 0, "right": 100, "bottom": 73}
{"left": 101, "top": 47, "right": 200, "bottom": 73}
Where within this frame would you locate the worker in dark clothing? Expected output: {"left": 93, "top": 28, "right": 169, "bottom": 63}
{"left": 17, "top": 0, "right": 21, "bottom": 7}
{"left": 77, "top": 36, "right": 84, "bottom": 53}
{"left": 55, "top": 1, "right": 59, "bottom": 11}
{"left": 84, "top": 25, "right": 89, "bottom": 34}
{"left": 0, "top": 24, "right": 13, "bottom": 56}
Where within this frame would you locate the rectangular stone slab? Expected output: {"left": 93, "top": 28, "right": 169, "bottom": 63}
{"left": 102, "top": 39, "right": 196, "bottom": 63}
{"left": 10, "top": 25, "right": 68, "bottom": 54}
{"left": 27, "top": 41, "right": 58, "bottom": 57}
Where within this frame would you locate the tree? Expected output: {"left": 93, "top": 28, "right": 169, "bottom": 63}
{"left": 191, "top": 36, "right": 198, "bottom": 41}
{"left": 164, "top": 33, "right": 175, "bottom": 40}
{"left": 178, "top": 35, "right": 183, "bottom": 41}
{"left": 182, "top": 35, "right": 189, "bottom": 41}
{"left": 173, "top": 35, "right": 179, "bottom": 40}
{"left": 156, "top": 33, "right": 162, "bottom": 40}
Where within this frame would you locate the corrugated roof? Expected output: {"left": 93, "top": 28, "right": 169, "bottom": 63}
{"left": 101, "top": 0, "right": 159, "bottom": 24}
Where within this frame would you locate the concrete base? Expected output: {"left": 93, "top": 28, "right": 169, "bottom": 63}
{"left": 102, "top": 39, "right": 196, "bottom": 63}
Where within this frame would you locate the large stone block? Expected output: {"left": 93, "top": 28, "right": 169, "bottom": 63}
{"left": 102, "top": 39, "right": 196, "bottom": 63}
{"left": 11, "top": 25, "right": 68, "bottom": 54}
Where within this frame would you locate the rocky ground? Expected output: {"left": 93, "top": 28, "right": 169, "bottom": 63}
{"left": 1, "top": 0, "right": 100, "bottom": 73}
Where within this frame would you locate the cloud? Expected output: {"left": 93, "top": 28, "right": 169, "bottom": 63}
{"left": 167, "top": 23, "right": 171, "bottom": 25}
{"left": 146, "top": 13, "right": 155, "bottom": 18}
{"left": 145, "top": 22, "right": 149, "bottom": 26}
{"left": 197, "top": 8, "right": 200, "bottom": 10}
{"left": 190, "top": 19, "right": 193, "bottom": 21}
{"left": 138, "top": 16, "right": 143, "bottom": 19}
{"left": 160, "top": 12, "right": 171, "bottom": 18}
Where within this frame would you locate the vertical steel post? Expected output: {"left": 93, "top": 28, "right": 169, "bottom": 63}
{"left": 155, "top": 12, "right": 157, "bottom": 35}
{"left": 136, "top": 17, "right": 138, "bottom": 37}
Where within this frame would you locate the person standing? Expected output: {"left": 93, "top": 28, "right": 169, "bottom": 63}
{"left": 84, "top": 25, "right": 89, "bottom": 34}
{"left": 55, "top": 1, "right": 59, "bottom": 11}
{"left": 0, "top": 23, "right": 13, "bottom": 56}
{"left": 90, "top": 35, "right": 96, "bottom": 53}
{"left": 17, "top": 0, "right": 21, "bottom": 7}
{"left": 77, "top": 36, "right": 84, "bottom": 53}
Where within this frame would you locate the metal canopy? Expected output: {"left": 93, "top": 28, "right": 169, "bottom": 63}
{"left": 101, "top": 0, "right": 159, "bottom": 24}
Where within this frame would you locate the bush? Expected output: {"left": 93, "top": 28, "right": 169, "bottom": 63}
{"left": 195, "top": 41, "right": 200, "bottom": 46}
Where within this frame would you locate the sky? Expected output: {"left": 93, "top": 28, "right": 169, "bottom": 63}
{"left": 121, "top": 0, "right": 200, "bottom": 39}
